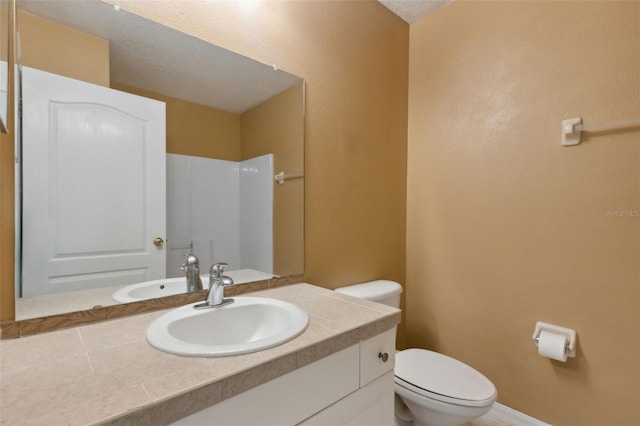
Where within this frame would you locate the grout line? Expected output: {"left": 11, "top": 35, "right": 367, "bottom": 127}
{"left": 77, "top": 328, "right": 96, "bottom": 373}
{"left": 85, "top": 352, "right": 95, "bottom": 373}
{"left": 140, "top": 382, "right": 153, "bottom": 401}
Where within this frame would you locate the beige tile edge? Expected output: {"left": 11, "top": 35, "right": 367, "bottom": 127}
{"left": 101, "top": 381, "right": 223, "bottom": 426}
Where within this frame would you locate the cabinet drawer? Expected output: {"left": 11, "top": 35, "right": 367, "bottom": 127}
{"left": 360, "top": 328, "right": 396, "bottom": 386}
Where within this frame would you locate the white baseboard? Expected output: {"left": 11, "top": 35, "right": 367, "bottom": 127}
{"left": 487, "top": 402, "right": 551, "bottom": 426}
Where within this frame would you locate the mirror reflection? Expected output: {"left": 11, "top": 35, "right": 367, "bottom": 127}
{"left": 15, "top": 0, "right": 304, "bottom": 320}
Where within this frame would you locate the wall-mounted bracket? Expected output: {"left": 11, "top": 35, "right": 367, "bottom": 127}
{"left": 274, "top": 171, "right": 304, "bottom": 185}
{"left": 561, "top": 118, "right": 583, "bottom": 146}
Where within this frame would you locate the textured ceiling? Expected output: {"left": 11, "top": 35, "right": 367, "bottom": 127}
{"left": 18, "top": 0, "right": 302, "bottom": 113}
{"left": 378, "top": 0, "right": 453, "bottom": 24}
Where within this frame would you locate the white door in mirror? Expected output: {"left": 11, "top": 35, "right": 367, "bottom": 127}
{"left": 146, "top": 297, "right": 309, "bottom": 357}
{"left": 21, "top": 66, "right": 166, "bottom": 297}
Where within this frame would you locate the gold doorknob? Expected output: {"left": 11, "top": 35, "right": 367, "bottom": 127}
{"left": 153, "top": 237, "right": 165, "bottom": 247}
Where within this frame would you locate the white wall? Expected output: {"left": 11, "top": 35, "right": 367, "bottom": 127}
{"left": 166, "top": 153, "right": 273, "bottom": 278}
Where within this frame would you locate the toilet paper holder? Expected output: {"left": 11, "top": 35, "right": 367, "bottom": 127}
{"left": 532, "top": 321, "right": 577, "bottom": 358}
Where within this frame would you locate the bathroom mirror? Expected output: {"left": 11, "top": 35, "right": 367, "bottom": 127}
{"left": 0, "top": 0, "right": 10, "bottom": 133}
{"left": 14, "top": 0, "right": 304, "bottom": 320}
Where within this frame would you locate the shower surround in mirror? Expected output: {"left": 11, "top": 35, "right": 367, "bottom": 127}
{"left": 166, "top": 153, "right": 274, "bottom": 278}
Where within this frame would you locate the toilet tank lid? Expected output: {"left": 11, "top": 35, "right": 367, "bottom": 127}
{"left": 335, "top": 280, "right": 403, "bottom": 301}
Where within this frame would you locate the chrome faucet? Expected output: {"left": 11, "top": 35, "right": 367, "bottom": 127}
{"left": 204, "top": 262, "right": 234, "bottom": 307}
{"left": 179, "top": 253, "right": 203, "bottom": 293}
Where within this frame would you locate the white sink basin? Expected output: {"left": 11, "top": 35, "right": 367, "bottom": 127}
{"left": 112, "top": 277, "right": 190, "bottom": 303}
{"left": 112, "top": 269, "right": 275, "bottom": 303}
{"left": 146, "top": 297, "right": 309, "bottom": 357}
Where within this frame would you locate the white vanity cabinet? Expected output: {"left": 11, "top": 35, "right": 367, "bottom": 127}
{"left": 172, "top": 328, "right": 396, "bottom": 426}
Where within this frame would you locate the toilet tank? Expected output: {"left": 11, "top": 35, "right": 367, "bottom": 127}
{"left": 335, "top": 280, "right": 403, "bottom": 308}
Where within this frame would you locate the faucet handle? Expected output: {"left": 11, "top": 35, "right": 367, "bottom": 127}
{"left": 209, "top": 262, "right": 229, "bottom": 278}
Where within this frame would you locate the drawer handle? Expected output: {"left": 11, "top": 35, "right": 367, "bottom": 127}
{"left": 378, "top": 352, "right": 389, "bottom": 362}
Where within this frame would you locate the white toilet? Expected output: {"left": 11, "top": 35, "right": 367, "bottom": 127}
{"left": 335, "top": 280, "right": 497, "bottom": 426}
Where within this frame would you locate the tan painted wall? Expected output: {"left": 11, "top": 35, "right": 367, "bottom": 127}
{"left": 0, "top": 130, "right": 12, "bottom": 321}
{"left": 407, "top": 2, "right": 639, "bottom": 425}
{"left": 17, "top": 10, "right": 109, "bottom": 86}
{"left": 0, "top": 5, "right": 9, "bottom": 61}
{"left": 242, "top": 84, "right": 305, "bottom": 277}
{"left": 112, "top": 83, "right": 242, "bottom": 161}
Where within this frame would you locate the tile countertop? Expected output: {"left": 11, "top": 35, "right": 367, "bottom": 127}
{"left": 0, "top": 283, "right": 401, "bottom": 426}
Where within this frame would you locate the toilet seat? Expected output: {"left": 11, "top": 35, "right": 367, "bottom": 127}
{"left": 395, "top": 349, "right": 497, "bottom": 408}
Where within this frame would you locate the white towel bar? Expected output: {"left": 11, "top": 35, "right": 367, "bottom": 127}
{"left": 562, "top": 116, "right": 640, "bottom": 146}
{"left": 275, "top": 171, "right": 304, "bottom": 184}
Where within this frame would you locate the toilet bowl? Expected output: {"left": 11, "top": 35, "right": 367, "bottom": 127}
{"left": 335, "top": 281, "right": 497, "bottom": 426}
{"left": 394, "top": 348, "right": 496, "bottom": 426}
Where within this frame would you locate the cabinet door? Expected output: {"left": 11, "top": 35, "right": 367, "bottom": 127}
{"left": 172, "top": 345, "right": 359, "bottom": 426}
{"left": 299, "top": 371, "right": 395, "bottom": 426}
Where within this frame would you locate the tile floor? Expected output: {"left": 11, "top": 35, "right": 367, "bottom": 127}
{"left": 395, "top": 411, "right": 510, "bottom": 426}
{"left": 467, "top": 413, "right": 511, "bottom": 426}
{"left": 394, "top": 412, "right": 514, "bottom": 426}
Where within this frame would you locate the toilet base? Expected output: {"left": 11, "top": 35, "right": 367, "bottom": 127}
{"left": 395, "top": 382, "right": 494, "bottom": 426}
{"left": 393, "top": 415, "right": 412, "bottom": 426}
